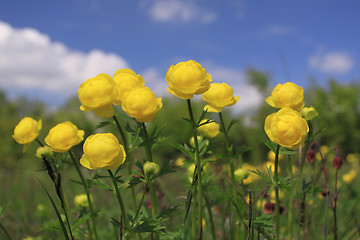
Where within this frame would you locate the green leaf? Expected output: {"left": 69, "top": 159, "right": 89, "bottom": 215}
{"left": 39, "top": 181, "right": 70, "bottom": 240}
{"left": 182, "top": 118, "right": 197, "bottom": 128}
{"left": 159, "top": 206, "right": 180, "bottom": 218}
{"left": 227, "top": 119, "right": 240, "bottom": 132}
{"left": 167, "top": 143, "right": 194, "bottom": 159}
{"left": 71, "top": 212, "right": 92, "bottom": 231}
{"left": 96, "top": 121, "right": 112, "bottom": 129}
{"left": 88, "top": 178, "right": 113, "bottom": 191}
{"left": 196, "top": 109, "right": 209, "bottom": 126}
{"left": 158, "top": 160, "right": 178, "bottom": 177}
{"left": 132, "top": 216, "right": 166, "bottom": 233}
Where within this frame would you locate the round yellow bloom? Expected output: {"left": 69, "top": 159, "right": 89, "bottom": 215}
{"left": 74, "top": 194, "right": 90, "bottom": 208}
{"left": 166, "top": 60, "right": 212, "bottom": 99}
{"left": 80, "top": 133, "right": 126, "bottom": 170}
{"left": 45, "top": 121, "right": 84, "bottom": 153}
{"left": 36, "top": 146, "right": 53, "bottom": 158}
{"left": 265, "top": 82, "right": 305, "bottom": 111}
{"left": 300, "top": 106, "right": 318, "bottom": 120}
{"left": 13, "top": 117, "right": 42, "bottom": 145}
{"left": 122, "top": 87, "right": 162, "bottom": 122}
{"left": 113, "top": 69, "right": 145, "bottom": 105}
{"left": 202, "top": 83, "right": 240, "bottom": 112}
{"left": 143, "top": 161, "right": 160, "bottom": 177}
{"left": 265, "top": 107, "right": 309, "bottom": 149}
{"left": 175, "top": 157, "right": 185, "bottom": 167}
{"left": 198, "top": 119, "right": 220, "bottom": 138}
{"left": 78, "top": 73, "right": 115, "bottom": 117}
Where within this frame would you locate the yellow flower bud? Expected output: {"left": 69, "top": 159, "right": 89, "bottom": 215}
{"left": 80, "top": 133, "right": 126, "bottom": 170}
{"left": 202, "top": 82, "right": 239, "bottom": 112}
{"left": 264, "top": 107, "right": 309, "bottom": 150}
{"left": 175, "top": 157, "right": 185, "bottom": 167}
{"left": 78, "top": 73, "right": 115, "bottom": 117}
{"left": 36, "top": 146, "right": 53, "bottom": 158}
{"left": 234, "top": 168, "right": 249, "bottom": 182}
{"left": 45, "top": 121, "right": 84, "bottom": 153}
{"left": 74, "top": 194, "right": 90, "bottom": 208}
{"left": 198, "top": 119, "right": 220, "bottom": 138}
{"left": 122, "top": 87, "right": 162, "bottom": 122}
{"left": 12, "top": 117, "right": 42, "bottom": 145}
{"left": 342, "top": 169, "right": 357, "bottom": 184}
{"left": 266, "top": 82, "right": 305, "bottom": 111}
{"left": 166, "top": 60, "right": 212, "bottom": 99}
{"left": 143, "top": 161, "right": 160, "bottom": 177}
{"left": 301, "top": 106, "right": 318, "bottom": 120}
{"left": 113, "top": 69, "right": 145, "bottom": 105}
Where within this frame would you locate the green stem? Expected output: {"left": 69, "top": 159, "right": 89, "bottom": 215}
{"left": 131, "top": 184, "right": 148, "bottom": 229}
{"left": 0, "top": 221, "right": 12, "bottom": 240}
{"left": 203, "top": 192, "right": 216, "bottom": 240}
{"left": 69, "top": 151, "right": 98, "bottom": 240}
{"left": 113, "top": 116, "right": 137, "bottom": 210}
{"left": 108, "top": 170, "right": 128, "bottom": 228}
{"left": 187, "top": 99, "right": 203, "bottom": 239}
{"left": 274, "top": 144, "right": 280, "bottom": 240}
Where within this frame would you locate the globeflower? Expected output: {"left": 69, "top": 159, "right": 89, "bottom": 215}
{"left": 80, "top": 133, "right": 126, "bottom": 170}
{"left": 74, "top": 194, "right": 91, "bottom": 208}
{"left": 12, "top": 117, "right": 42, "bottom": 146}
{"left": 300, "top": 106, "right": 318, "bottom": 120}
{"left": 113, "top": 69, "right": 145, "bottom": 105}
{"left": 45, "top": 121, "right": 84, "bottom": 152}
{"left": 265, "top": 82, "right": 305, "bottom": 111}
{"left": 198, "top": 119, "right": 220, "bottom": 138}
{"left": 78, "top": 73, "right": 115, "bottom": 118}
{"left": 265, "top": 107, "right": 309, "bottom": 149}
{"left": 202, "top": 83, "right": 239, "bottom": 112}
{"left": 166, "top": 60, "right": 212, "bottom": 99}
{"left": 122, "top": 87, "right": 162, "bottom": 122}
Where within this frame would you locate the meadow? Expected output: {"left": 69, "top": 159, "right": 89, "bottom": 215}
{"left": 1, "top": 62, "right": 360, "bottom": 240}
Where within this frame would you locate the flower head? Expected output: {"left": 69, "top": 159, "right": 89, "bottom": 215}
{"left": 78, "top": 73, "right": 115, "bottom": 117}
{"left": 143, "top": 161, "right": 160, "bottom": 177}
{"left": 202, "top": 83, "right": 239, "bottom": 112}
{"left": 265, "top": 107, "right": 309, "bottom": 149}
{"left": 122, "top": 87, "right": 162, "bottom": 122}
{"left": 198, "top": 119, "right": 220, "bottom": 138}
{"left": 74, "top": 194, "right": 91, "bottom": 208}
{"left": 166, "top": 60, "right": 212, "bottom": 99}
{"left": 113, "top": 69, "right": 145, "bottom": 105}
{"left": 266, "top": 82, "right": 305, "bottom": 111}
{"left": 13, "top": 117, "right": 42, "bottom": 146}
{"left": 45, "top": 121, "right": 84, "bottom": 152}
{"left": 234, "top": 168, "right": 249, "bottom": 182}
{"left": 80, "top": 133, "right": 126, "bottom": 170}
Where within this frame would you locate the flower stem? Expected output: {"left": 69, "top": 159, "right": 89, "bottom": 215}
{"left": 69, "top": 151, "right": 98, "bottom": 240}
{"left": 108, "top": 170, "right": 128, "bottom": 229}
{"left": 113, "top": 116, "right": 137, "bottom": 210}
{"left": 274, "top": 144, "right": 280, "bottom": 240}
{"left": 203, "top": 192, "right": 216, "bottom": 240}
{"left": 187, "top": 99, "right": 203, "bottom": 239}
{"left": 219, "top": 112, "right": 240, "bottom": 234}
{"left": 0, "top": 221, "right": 12, "bottom": 240}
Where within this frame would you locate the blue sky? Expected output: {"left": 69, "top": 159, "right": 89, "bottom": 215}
{"left": 1, "top": 0, "right": 359, "bottom": 112}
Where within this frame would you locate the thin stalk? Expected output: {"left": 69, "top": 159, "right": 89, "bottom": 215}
{"left": 333, "top": 169, "right": 338, "bottom": 240}
{"left": 140, "top": 123, "right": 158, "bottom": 218}
{"left": 219, "top": 112, "right": 240, "bottom": 234}
{"left": 274, "top": 144, "right": 280, "bottom": 240}
{"left": 113, "top": 116, "right": 137, "bottom": 210}
{"left": 69, "top": 151, "right": 98, "bottom": 240}
{"left": 288, "top": 122, "right": 312, "bottom": 240}
{"left": 131, "top": 184, "right": 148, "bottom": 229}
{"left": 108, "top": 170, "right": 128, "bottom": 228}
{"left": 187, "top": 99, "right": 203, "bottom": 239}
{"left": 0, "top": 221, "right": 12, "bottom": 240}
{"left": 203, "top": 192, "right": 216, "bottom": 240}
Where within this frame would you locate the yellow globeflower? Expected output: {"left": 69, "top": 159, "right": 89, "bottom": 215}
{"left": 266, "top": 82, "right": 305, "bottom": 111}
{"left": 74, "top": 194, "right": 91, "bottom": 208}
{"left": 78, "top": 73, "right": 115, "bottom": 118}
{"left": 45, "top": 122, "right": 84, "bottom": 153}
{"left": 13, "top": 117, "right": 42, "bottom": 146}
{"left": 342, "top": 169, "right": 357, "bottom": 184}
{"left": 122, "top": 87, "right": 162, "bottom": 122}
{"left": 234, "top": 168, "right": 249, "bottom": 182}
{"left": 202, "top": 83, "right": 239, "bottom": 112}
{"left": 265, "top": 107, "right": 309, "bottom": 150}
{"left": 166, "top": 60, "right": 212, "bottom": 99}
{"left": 113, "top": 69, "right": 145, "bottom": 105}
{"left": 300, "top": 106, "right": 318, "bottom": 120}
{"left": 198, "top": 119, "right": 220, "bottom": 138}
{"left": 80, "top": 133, "right": 126, "bottom": 170}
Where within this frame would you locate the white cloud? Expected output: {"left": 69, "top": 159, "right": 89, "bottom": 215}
{"left": 0, "top": 21, "right": 128, "bottom": 103}
{"left": 143, "top": 0, "right": 217, "bottom": 23}
{"left": 141, "top": 67, "right": 168, "bottom": 96}
{"left": 309, "top": 51, "right": 354, "bottom": 73}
